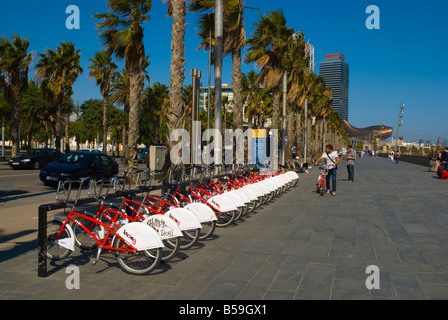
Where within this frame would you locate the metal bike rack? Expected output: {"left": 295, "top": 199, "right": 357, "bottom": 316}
{"left": 37, "top": 177, "right": 131, "bottom": 278}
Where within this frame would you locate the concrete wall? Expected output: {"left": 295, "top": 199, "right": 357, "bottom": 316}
{"left": 378, "top": 153, "right": 430, "bottom": 167}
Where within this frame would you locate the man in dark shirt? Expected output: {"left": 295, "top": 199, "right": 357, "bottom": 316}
{"left": 346, "top": 146, "right": 356, "bottom": 182}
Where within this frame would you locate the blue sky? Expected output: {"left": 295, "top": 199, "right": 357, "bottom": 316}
{"left": 1, "top": 0, "right": 447, "bottom": 142}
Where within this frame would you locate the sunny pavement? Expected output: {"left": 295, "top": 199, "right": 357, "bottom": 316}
{"left": 1, "top": 156, "right": 448, "bottom": 300}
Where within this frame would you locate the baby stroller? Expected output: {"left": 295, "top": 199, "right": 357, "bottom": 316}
{"left": 437, "top": 162, "right": 448, "bottom": 179}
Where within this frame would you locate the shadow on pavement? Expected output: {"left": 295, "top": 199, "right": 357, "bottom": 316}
{"left": 0, "top": 189, "right": 56, "bottom": 203}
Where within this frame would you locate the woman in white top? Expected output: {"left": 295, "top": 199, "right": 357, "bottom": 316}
{"left": 315, "top": 144, "right": 340, "bottom": 196}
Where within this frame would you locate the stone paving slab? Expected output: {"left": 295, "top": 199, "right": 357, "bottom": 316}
{"left": 1, "top": 156, "right": 448, "bottom": 301}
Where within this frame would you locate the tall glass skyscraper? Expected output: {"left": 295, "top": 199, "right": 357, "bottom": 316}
{"left": 319, "top": 53, "right": 349, "bottom": 121}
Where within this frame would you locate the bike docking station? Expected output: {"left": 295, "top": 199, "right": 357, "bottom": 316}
{"left": 37, "top": 177, "right": 127, "bottom": 278}
{"left": 37, "top": 165, "right": 300, "bottom": 278}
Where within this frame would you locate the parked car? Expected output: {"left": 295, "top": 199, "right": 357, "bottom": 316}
{"left": 78, "top": 149, "right": 103, "bottom": 153}
{"left": 9, "top": 148, "right": 63, "bottom": 170}
{"left": 39, "top": 151, "right": 119, "bottom": 186}
{"left": 137, "top": 147, "right": 149, "bottom": 164}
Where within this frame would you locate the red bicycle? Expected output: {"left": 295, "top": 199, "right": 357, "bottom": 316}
{"left": 45, "top": 179, "right": 164, "bottom": 275}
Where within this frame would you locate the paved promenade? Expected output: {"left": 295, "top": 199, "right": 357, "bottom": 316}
{"left": 1, "top": 156, "right": 448, "bottom": 300}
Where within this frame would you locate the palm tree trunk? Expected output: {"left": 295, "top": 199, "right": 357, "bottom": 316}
{"left": 285, "top": 104, "right": 295, "bottom": 168}
{"left": 64, "top": 113, "right": 70, "bottom": 153}
{"left": 122, "top": 125, "right": 127, "bottom": 158}
{"left": 55, "top": 94, "right": 64, "bottom": 152}
{"left": 167, "top": 0, "right": 186, "bottom": 155}
{"left": 295, "top": 111, "right": 302, "bottom": 152}
{"left": 231, "top": 49, "right": 243, "bottom": 130}
{"left": 271, "top": 87, "right": 280, "bottom": 130}
{"left": 314, "top": 119, "right": 319, "bottom": 159}
{"left": 306, "top": 116, "right": 312, "bottom": 163}
{"left": 10, "top": 103, "right": 20, "bottom": 158}
{"left": 102, "top": 95, "right": 109, "bottom": 154}
{"left": 126, "top": 72, "right": 141, "bottom": 170}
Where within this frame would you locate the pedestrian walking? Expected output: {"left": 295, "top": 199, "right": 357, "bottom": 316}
{"left": 346, "top": 145, "right": 356, "bottom": 182}
{"left": 315, "top": 144, "right": 340, "bottom": 196}
{"left": 428, "top": 146, "right": 439, "bottom": 172}
{"left": 390, "top": 150, "right": 395, "bottom": 162}
{"left": 395, "top": 151, "right": 400, "bottom": 164}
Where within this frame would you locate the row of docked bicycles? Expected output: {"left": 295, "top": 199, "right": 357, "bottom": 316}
{"left": 45, "top": 164, "right": 299, "bottom": 275}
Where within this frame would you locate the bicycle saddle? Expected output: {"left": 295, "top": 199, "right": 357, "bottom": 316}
{"left": 138, "top": 185, "right": 164, "bottom": 192}
{"left": 163, "top": 182, "right": 180, "bottom": 189}
{"left": 115, "top": 190, "right": 138, "bottom": 199}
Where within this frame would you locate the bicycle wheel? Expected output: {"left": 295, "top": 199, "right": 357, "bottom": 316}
{"left": 215, "top": 210, "right": 236, "bottom": 227}
{"left": 45, "top": 220, "right": 73, "bottom": 261}
{"left": 246, "top": 200, "right": 256, "bottom": 213}
{"left": 199, "top": 221, "right": 216, "bottom": 240}
{"left": 112, "top": 236, "right": 162, "bottom": 275}
{"left": 71, "top": 214, "right": 101, "bottom": 251}
{"left": 234, "top": 207, "right": 244, "bottom": 221}
{"left": 160, "top": 237, "right": 180, "bottom": 262}
{"left": 178, "top": 229, "right": 200, "bottom": 249}
{"left": 320, "top": 178, "right": 326, "bottom": 197}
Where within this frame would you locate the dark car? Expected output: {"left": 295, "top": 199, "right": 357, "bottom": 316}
{"left": 39, "top": 151, "right": 119, "bottom": 186}
{"left": 9, "top": 148, "right": 63, "bottom": 170}
{"left": 78, "top": 149, "right": 103, "bottom": 153}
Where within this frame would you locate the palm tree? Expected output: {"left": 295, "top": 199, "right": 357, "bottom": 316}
{"left": 0, "top": 34, "right": 33, "bottom": 157}
{"left": 95, "top": 0, "right": 152, "bottom": 170}
{"left": 109, "top": 68, "right": 130, "bottom": 156}
{"left": 35, "top": 41, "right": 83, "bottom": 152}
{"left": 88, "top": 50, "right": 118, "bottom": 153}
{"left": 245, "top": 9, "right": 293, "bottom": 131}
{"left": 182, "top": 84, "right": 193, "bottom": 131}
{"left": 242, "top": 70, "right": 271, "bottom": 129}
{"left": 142, "top": 82, "right": 170, "bottom": 143}
{"left": 283, "top": 32, "right": 309, "bottom": 167}
{"left": 190, "top": 0, "right": 246, "bottom": 130}
{"left": 163, "top": 0, "right": 187, "bottom": 156}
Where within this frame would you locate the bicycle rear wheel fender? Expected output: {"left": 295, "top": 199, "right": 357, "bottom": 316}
{"left": 143, "top": 215, "right": 183, "bottom": 240}
{"left": 229, "top": 189, "right": 251, "bottom": 204}
{"left": 279, "top": 173, "right": 293, "bottom": 183}
{"left": 116, "top": 222, "right": 164, "bottom": 250}
{"left": 222, "top": 191, "right": 245, "bottom": 208}
{"left": 253, "top": 182, "right": 270, "bottom": 195}
{"left": 270, "top": 176, "right": 285, "bottom": 189}
{"left": 285, "top": 171, "right": 299, "bottom": 180}
{"left": 259, "top": 180, "right": 276, "bottom": 193}
{"left": 239, "top": 187, "right": 258, "bottom": 201}
{"left": 207, "top": 194, "right": 238, "bottom": 212}
{"left": 272, "top": 177, "right": 285, "bottom": 190}
{"left": 165, "top": 207, "right": 203, "bottom": 231}
{"left": 184, "top": 202, "right": 218, "bottom": 223}
{"left": 243, "top": 184, "right": 263, "bottom": 198}
{"left": 52, "top": 217, "right": 75, "bottom": 252}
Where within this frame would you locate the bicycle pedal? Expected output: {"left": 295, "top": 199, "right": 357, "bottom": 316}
{"left": 92, "top": 248, "right": 102, "bottom": 265}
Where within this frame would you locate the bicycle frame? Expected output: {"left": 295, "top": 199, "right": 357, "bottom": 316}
{"left": 57, "top": 205, "right": 137, "bottom": 253}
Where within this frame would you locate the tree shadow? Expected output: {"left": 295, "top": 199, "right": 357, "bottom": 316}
{"left": 0, "top": 235, "right": 37, "bottom": 263}
{"left": 0, "top": 189, "right": 56, "bottom": 203}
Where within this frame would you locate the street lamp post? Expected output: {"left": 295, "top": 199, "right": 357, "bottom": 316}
{"left": 1, "top": 117, "right": 5, "bottom": 157}
{"left": 214, "top": 0, "right": 223, "bottom": 168}
{"left": 281, "top": 71, "right": 287, "bottom": 167}
{"left": 395, "top": 102, "right": 404, "bottom": 151}
{"left": 191, "top": 69, "right": 202, "bottom": 166}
